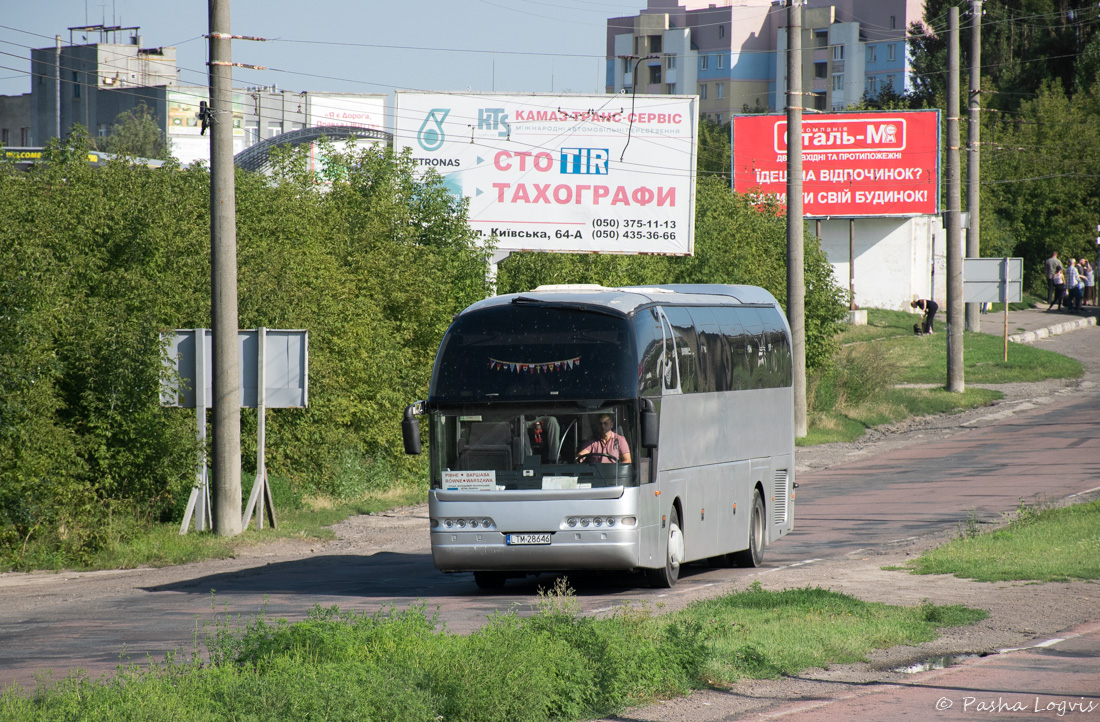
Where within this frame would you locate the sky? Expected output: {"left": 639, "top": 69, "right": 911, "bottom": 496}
{"left": 0, "top": 0, "right": 648, "bottom": 100}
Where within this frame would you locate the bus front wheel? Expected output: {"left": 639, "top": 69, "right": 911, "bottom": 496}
{"left": 645, "top": 507, "right": 684, "bottom": 588}
{"left": 732, "top": 489, "right": 765, "bottom": 568}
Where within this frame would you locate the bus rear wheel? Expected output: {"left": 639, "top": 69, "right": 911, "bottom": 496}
{"left": 473, "top": 571, "right": 507, "bottom": 590}
{"left": 732, "top": 489, "right": 765, "bottom": 568}
{"left": 645, "top": 507, "right": 684, "bottom": 588}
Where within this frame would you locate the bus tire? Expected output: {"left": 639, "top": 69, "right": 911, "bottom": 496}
{"left": 473, "top": 571, "right": 507, "bottom": 590}
{"left": 732, "top": 489, "right": 765, "bottom": 568}
{"left": 645, "top": 507, "right": 684, "bottom": 588}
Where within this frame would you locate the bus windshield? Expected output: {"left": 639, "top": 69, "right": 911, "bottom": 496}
{"left": 429, "top": 304, "right": 637, "bottom": 402}
{"left": 430, "top": 402, "right": 638, "bottom": 490}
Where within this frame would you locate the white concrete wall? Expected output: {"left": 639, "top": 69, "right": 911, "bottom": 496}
{"left": 664, "top": 28, "right": 697, "bottom": 94}
{"left": 815, "top": 215, "right": 947, "bottom": 311}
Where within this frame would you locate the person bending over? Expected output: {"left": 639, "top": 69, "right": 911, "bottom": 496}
{"left": 911, "top": 298, "right": 938, "bottom": 335}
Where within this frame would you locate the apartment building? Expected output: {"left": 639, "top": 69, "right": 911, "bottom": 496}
{"left": 607, "top": 0, "right": 923, "bottom": 121}
{"left": 3, "top": 24, "right": 384, "bottom": 166}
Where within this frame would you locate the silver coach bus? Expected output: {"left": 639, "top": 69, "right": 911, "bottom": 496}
{"left": 402, "top": 284, "right": 796, "bottom": 589}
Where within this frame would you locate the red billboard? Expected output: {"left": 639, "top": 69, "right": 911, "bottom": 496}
{"left": 732, "top": 110, "right": 940, "bottom": 217}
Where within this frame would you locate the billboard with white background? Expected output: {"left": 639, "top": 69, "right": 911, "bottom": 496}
{"left": 308, "top": 94, "right": 386, "bottom": 131}
{"left": 395, "top": 92, "right": 697, "bottom": 255}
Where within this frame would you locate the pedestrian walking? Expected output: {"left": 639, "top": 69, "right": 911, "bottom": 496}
{"left": 1066, "top": 259, "right": 1083, "bottom": 312}
{"left": 1081, "top": 259, "right": 1095, "bottom": 306}
{"left": 1044, "top": 251, "right": 1064, "bottom": 304}
{"left": 1047, "top": 267, "right": 1066, "bottom": 311}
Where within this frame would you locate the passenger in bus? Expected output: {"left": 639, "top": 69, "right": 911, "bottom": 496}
{"left": 526, "top": 416, "right": 561, "bottom": 463}
{"left": 577, "top": 414, "right": 632, "bottom": 464}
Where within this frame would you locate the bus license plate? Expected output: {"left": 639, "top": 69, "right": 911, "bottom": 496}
{"left": 506, "top": 534, "right": 551, "bottom": 545}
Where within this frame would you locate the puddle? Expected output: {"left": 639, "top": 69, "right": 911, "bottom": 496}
{"left": 894, "top": 654, "right": 979, "bottom": 674}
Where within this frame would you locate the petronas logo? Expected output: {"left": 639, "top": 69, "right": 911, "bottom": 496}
{"left": 418, "top": 109, "right": 450, "bottom": 152}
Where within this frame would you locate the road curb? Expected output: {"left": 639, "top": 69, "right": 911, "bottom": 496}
{"left": 1007, "top": 315, "right": 1096, "bottom": 344}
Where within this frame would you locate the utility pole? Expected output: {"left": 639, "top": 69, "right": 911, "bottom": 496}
{"left": 786, "top": 0, "right": 806, "bottom": 438}
{"left": 965, "top": 0, "right": 982, "bottom": 332}
{"left": 55, "top": 35, "right": 61, "bottom": 140}
{"left": 208, "top": 0, "right": 242, "bottom": 537}
{"left": 946, "top": 7, "right": 964, "bottom": 392}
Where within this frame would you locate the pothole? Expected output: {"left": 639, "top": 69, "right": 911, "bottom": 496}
{"left": 893, "top": 654, "right": 979, "bottom": 674}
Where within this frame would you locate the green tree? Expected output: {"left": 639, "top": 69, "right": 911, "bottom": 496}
{"left": 95, "top": 103, "right": 172, "bottom": 160}
{"left": 907, "top": 1, "right": 1100, "bottom": 113}
{"left": 697, "top": 117, "right": 732, "bottom": 179}
{"left": 986, "top": 82, "right": 1100, "bottom": 290}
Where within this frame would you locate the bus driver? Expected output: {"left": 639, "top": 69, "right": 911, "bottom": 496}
{"left": 577, "top": 413, "right": 632, "bottom": 464}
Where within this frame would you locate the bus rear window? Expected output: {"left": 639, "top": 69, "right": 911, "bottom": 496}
{"left": 430, "top": 305, "right": 637, "bottom": 402}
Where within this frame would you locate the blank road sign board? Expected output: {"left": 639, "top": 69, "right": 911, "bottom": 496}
{"left": 963, "top": 258, "right": 1023, "bottom": 304}
{"left": 162, "top": 329, "right": 308, "bottom": 409}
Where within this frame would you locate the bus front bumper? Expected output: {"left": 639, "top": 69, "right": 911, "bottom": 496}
{"left": 431, "top": 528, "right": 640, "bottom": 573}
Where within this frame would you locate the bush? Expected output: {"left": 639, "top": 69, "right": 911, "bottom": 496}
{"left": 0, "top": 134, "right": 488, "bottom": 564}
{"left": 808, "top": 343, "right": 900, "bottom": 414}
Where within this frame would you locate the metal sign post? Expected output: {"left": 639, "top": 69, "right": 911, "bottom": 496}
{"left": 241, "top": 328, "right": 277, "bottom": 530}
{"left": 163, "top": 328, "right": 308, "bottom": 534}
{"left": 177, "top": 330, "right": 211, "bottom": 533}
{"left": 962, "top": 257, "right": 1023, "bottom": 361}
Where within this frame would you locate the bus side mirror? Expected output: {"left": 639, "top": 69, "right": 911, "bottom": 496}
{"left": 402, "top": 404, "right": 422, "bottom": 455}
{"left": 640, "top": 398, "right": 658, "bottom": 449}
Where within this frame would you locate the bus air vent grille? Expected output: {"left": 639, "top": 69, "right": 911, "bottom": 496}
{"left": 773, "top": 469, "right": 788, "bottom": 524}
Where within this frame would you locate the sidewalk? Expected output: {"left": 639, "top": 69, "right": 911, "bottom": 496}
{"left": 761, "top": 619, "right": 1100, "bottom": 720}
{"left": 976, "top": 303, "right": 1098, "bottom": 344}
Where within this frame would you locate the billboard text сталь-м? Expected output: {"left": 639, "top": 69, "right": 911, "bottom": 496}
{"left": 732, "top": 110, "right": 940, "bottom": 217}
{"left": 395, "top": 92, "right": 698, "bottom": 255}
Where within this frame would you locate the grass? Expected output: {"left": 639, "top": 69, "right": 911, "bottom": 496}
{"left": 904, "top": 499, "right": 1100, "bottom": 582}
{"left": 840, "top": 309, "right": 1083, "bottom": 385}
{"left": 7, "top": 481, "right": 426, "bottom": 573}
{"left": 800, "top": 306, "right": 1084, "bottom": 445}
{"left": 0, "top": 581, "right": 987, "bottom": 722}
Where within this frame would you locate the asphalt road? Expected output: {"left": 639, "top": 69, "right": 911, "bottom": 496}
{"left": 1, "top": 311, "right": 1097, "bottom": 706}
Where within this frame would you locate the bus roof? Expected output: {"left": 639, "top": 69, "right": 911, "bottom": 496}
{"left": 460, "top": 284, "right": 781, "bottom": 317}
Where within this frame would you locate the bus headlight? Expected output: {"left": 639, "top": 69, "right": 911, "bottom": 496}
{"left": 434, "top": 517, "right": 495, "bottom": 531}
{"left": 562, "top": 515, "right": 631, "bottom": 530}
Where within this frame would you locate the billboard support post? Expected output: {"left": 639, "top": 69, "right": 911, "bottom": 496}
{"left": 1003, "top": 257, "right": 1009, "bottom": 362}
{"left": 966, "top": 0, "right": 983, "bottom": 333}
{"left": 849, "top": 218, "right": 856, "bottom": 309}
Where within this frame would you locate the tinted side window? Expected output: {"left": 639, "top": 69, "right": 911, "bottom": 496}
{"left": 735, "top": 307, "right": 770, "bottom": 389}
{"left": 662, "top": 306, "right": 698, "bottom": 394}
{"left": 713, "top": 306, "right": 750, "bottom": 391}
{"left": 687, "top": 306, "right": 726, "bottom": 393}
{"left": 761, "top": 307, "right": 793, "bottom": 387}
{"left": 634, "top": 307, "right": 664, "bottom": 397}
